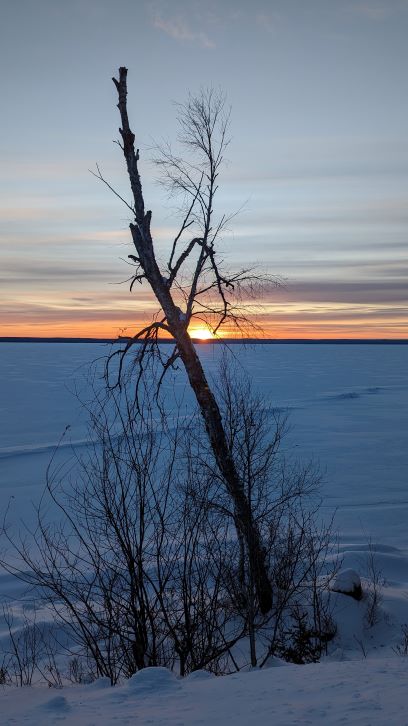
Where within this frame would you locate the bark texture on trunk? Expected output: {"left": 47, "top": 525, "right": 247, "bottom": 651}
{"left": 112, "top": 67, "right": 272, "bottom": 614}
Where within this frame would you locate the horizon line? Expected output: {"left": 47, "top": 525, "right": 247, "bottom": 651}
{"left": 1, "top": 337, "right": 407, "bottom": 345}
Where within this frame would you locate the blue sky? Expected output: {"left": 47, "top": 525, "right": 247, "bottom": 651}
{"left": 1, "top": 0, "right": 407, "bottom": 337}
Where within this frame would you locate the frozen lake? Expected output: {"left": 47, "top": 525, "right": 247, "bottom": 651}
{"left": 0, "top": 342, "right": 407, "bottom": 548}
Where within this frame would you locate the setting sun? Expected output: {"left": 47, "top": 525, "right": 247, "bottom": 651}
{"left": 189, "top": 327, "right": 214, "bottom": 341}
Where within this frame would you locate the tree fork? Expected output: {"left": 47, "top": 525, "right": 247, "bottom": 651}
{"left": 112, "top": 67, "right": 272, "bottom": 615}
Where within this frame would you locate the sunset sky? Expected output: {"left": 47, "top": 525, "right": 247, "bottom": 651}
{"left": 1, "top": 0, "right": 407, "bottom": 338}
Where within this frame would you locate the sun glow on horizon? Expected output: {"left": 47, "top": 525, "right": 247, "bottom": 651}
{"left": 189, "top": 327, "right": 215, "bottom": 341}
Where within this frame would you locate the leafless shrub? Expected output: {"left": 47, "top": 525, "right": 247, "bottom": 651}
{"left": 1, "top": 360, "right": 335, "bottom": 677}
{"left": 208, "top": 359, "right": 336, "bottom": 667}
{"left": 364, "top": 544, "right": 385, "bottom": 628}
{"left": 393, "top": 625, "right": 408, "bottom": 656}
{"left": 0, "top": 604, "right": 64, "bottom": 687}
{"left": 2, "top": 605, "right": 41, "bottom": 686}
{"left": 0, "top": 659, "right": 11, "bottom": 685}
{"left": 353, "top": 635, "right": 368, "bottom": 658}
{"left": 36, "top": 633, "right": 63, "bottom": 688}
{"left": 67, "top": 656, "right": 96, "bottom": 684}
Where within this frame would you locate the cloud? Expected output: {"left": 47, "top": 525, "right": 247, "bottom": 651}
{"left": 347, "top": 1, "right": 396, "bottom": 20}
{"left": 270, "top": 280, "right": 408, "bottom": 306}
{"left": 151, "top": 10, "right": 215, "bottom": 48}
{"left": 254, "top": 12, "right": 278, "bottom": 33}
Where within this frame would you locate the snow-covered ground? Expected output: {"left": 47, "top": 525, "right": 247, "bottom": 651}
{"left": 2, "top": 660, "right": 408, "bottom": 725}
{"left": 0, "top": 342, "right": 407, "bottom": 723}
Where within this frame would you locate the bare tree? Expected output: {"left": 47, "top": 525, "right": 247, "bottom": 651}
{"left": 100, "top": 67, "right": 274, "bottom": 613}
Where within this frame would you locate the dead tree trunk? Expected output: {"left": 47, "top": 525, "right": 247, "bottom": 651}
{"left": 111, "top": 67, "right": 272, "bottom": 614}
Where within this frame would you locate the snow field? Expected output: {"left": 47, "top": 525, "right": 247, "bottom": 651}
{"left": 0, "top": 343, "right": 407, "bottom": 722}
{"left": 2, "top": 659, "right": 408, "bottom": 725}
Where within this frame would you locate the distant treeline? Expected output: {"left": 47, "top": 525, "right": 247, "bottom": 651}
{"left": 1, "top": 337, "right": 407, "bottom": 345}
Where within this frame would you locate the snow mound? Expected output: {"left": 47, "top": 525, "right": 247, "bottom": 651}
{"left": 40, "top": 695, "right": 70, "bottom": 712}
{"left": 126, "top": 667, "right": 180, "bottom": 693}
{"left": 331, "top": 568, "right": 363, "bottom": 600}
{"left": 87, "top": 676, "right": 112, "bottom": 689}
{"left": 185, "top": 669, "right": 216, "bottom": 681}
